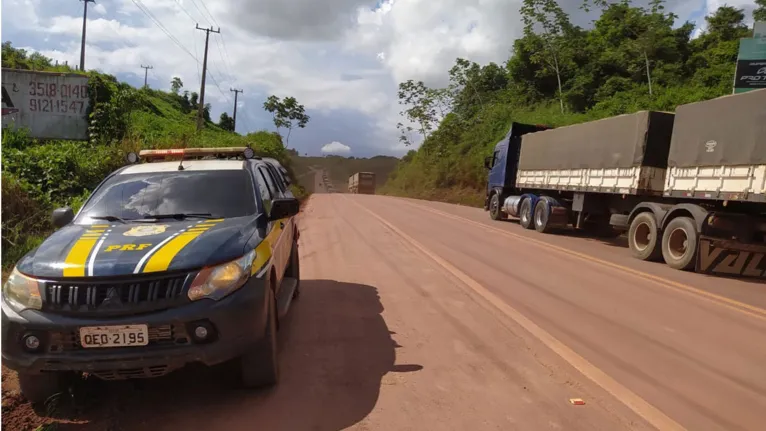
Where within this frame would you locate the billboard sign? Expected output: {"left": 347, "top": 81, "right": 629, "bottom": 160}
{"left": 1, "top": 68, "right": 90, "bottom": 140}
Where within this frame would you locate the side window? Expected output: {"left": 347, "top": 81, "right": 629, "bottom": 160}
{"left": 266, "top": 165, "right": 286, "bottom": 193}
{"left": 253, "top": 167, "right": 272, "bottom": 213}
{"left": 258, "top": 167, "right": 279, "bottom": 201}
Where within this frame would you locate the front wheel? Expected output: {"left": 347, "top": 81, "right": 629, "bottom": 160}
{"left": 18, "top": 371, "right": 71, "bottom": 405}
{"left": 239, "top": 289, "right": 279, "bottom": 388}
{"left": 661, "top": 217, "right": 698, "bottom": 271}
{"left": 489, "top": 193, "right": 506, "bottom": 221}
{"left": 287, "top": 239, "right": 301, "bottom": 300}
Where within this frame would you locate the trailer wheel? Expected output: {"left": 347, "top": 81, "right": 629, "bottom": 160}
{"left": 661, "top": 217, "right": 698, "bottom": 271}
{"left": 519, "top": 198, "right": 534, "bottom": 230}
{"left": 628, "top": 212, "right": 662, "bottom": 261}
{"left": 533, "top": 199, "right": 554, "bottom": 233}
{"left": 489, "top": 193, "right": 506, "bottom": 221}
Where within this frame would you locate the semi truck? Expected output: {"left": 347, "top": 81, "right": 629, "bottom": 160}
{"left": 483, "top": 88, "right": 766, "bottom": 278}
{"left": 348, "top": 172, "right": 376, "bottom": 194}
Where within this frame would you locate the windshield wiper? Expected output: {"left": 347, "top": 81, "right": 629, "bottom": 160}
{"left": 144, "top": 213, "right": 215, "bottom": 220}
{"left": 90, "top": 215, "right": 130, "bottom": 224}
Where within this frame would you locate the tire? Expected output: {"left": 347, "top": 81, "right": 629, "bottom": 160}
{"left": 519, "top": 198, "right": 534, "bottom": 230}
{"left": 489, "top": 193, "right": 506, "bottom": 221}
{"left": 18, "top": 372, "right": 69, "bottom": 405}
{"left": 533, "top": 199, "right": 554, "bottom": 233}
{"left": 661, "top": 217, "right": 698, "bottom": 271}
{"left": 288, "top": 240, "right": 301, "bottom": 300}
{"left": 239, "top": 289, "right": 279, "bottom": 388}
{"left": 628, "top": 212, "right": 663, "bottom": 261}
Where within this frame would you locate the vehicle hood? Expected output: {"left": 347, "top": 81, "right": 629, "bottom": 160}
{"left": 16, "top": 217, "right": 262, "bottom": 279}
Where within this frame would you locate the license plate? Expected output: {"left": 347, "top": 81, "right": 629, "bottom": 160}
{"left": 80, "top": 325, "right": 149, "bottom": 348}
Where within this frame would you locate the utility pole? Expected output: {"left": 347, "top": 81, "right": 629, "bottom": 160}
{"left": 195, "top": 24, "right": 220, "bottom": 131}
{"left": 230, "top": 88, "right": 243, "bottom": 132}
{"left": 141, "top": 65, "right": 153, "bottom": 88}
{"left": 79, "top": 0, "right": 95, "bottom": 71}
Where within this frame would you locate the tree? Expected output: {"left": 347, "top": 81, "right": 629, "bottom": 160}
{"left": 755, "top": 0, "right": 766, "bottom": 22}
{"left": 170, "top": 76, "right": 183, "bottom": 95}
{"left": 397, "top": 80, "right": 438, "bottom": 144}
{"left": 219, "top": 112, "right": 235, "bottom": 132}
{"left": 520, "top": 0, "right": 577, "bottom": 113}
{"left": 262, "top": 95, "right": 310, "bottom": 147}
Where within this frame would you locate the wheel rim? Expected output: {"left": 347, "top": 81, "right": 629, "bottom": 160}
{"left": 634, "top": 222, "right": 651, "bottom": 251}
{"left": 535, "top": 206, "right": 544, "bottom": 226}
{"left": 521, "top": 202, "right": 529, "bottom": 223}
{"left": 491, "top": 196, "right": 499, "bottom": 214}
{"left": 667, "top": 227, "right": 689, "bottom": 260}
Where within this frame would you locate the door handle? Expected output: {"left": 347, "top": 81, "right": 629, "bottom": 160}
{"left": 280, "top": 221, "right": 285, "bottom": 229}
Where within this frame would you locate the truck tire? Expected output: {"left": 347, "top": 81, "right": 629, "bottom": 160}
{"left": 489, "top": 193, "right": 506, "bottom": 221}
{"left": 240, "top": 289, "right": 279, "bottom": 388}
{"left": 519, "top": 198, "right": 534, "bottom": 230}
{"left": 661, "top": 217, "right": 698, "bottom": 271}
{"left": 628, "top": 212, "right": 662, "bottom": 261}
{"left": 18, "top": 371, "right": 69, "bottom": 405}
{"left": 533, "top": 199, "right": 554, "bottom": 233}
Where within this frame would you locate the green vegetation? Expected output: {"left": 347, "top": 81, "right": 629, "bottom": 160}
{"left": 1, "top": 42, "right": 306, "bottom": 268}
{"left": 288, "top": 150, "right": 400, "bottom": 192}
{"left": 381, "top": 1, "right": 763, "bottom": 205}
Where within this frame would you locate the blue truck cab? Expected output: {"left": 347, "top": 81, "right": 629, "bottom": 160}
{"left": 483, "top": 122, "right": 550, "bottom": 220}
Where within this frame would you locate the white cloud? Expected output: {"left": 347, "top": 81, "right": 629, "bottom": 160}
{"left": 1, "top": 0, "right": 722, "bottom": 157}
{"left": 321, "top": 141, "right": 351, "bottom": 154}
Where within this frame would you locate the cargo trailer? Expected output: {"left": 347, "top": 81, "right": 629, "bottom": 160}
{"left": 483, "top": 89, "right": 766, "bottom": 278}
{"left": 348, "top": 172, "right": 376, "bottom": 194}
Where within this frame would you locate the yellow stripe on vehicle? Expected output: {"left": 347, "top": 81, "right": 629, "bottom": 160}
{"left": 62, "top": 237, "right": 100, "bottom": 277}
{"left": 140, "top": 220, "right": 223, "bottom": 273}
{"left": 251, "top": 240, "right": 273, "bottom": 276}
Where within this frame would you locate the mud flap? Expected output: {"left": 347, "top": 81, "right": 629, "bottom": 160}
{"left": 696, "top": 236, "right": 766, "bottom": 279}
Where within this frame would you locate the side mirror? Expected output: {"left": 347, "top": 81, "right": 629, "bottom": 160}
{"left": 268, "top": 198, "right": 300, "bottom": 221}
{"left": 483, "top": 156, "right": 493, "bottom": 170}
{"left": 52, "top": 207, "right": 74, "bottom": 228}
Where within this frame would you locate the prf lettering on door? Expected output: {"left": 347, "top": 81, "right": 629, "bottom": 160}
{"left": 104, "top": 244, "right": 152, "bottom": 252}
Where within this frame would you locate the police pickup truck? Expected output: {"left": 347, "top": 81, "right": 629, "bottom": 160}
{"left": 2, "top": 147, "right": 301, "bottom": 403}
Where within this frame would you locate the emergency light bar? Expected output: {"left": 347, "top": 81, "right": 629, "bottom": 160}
{"left": 128, "top": 147, "right": 257, "bottom": 163}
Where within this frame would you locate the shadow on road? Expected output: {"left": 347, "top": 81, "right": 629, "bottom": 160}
{"left": 52, "top": 279, "right": 419, "bottom": 431}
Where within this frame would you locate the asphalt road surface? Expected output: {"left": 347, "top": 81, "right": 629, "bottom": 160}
{"left": 25, "top": 192, "right": 766, "bottom": 431}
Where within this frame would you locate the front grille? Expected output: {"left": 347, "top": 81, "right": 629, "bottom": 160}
{"left": 47, "top": 324, "right": 190, "bottom": 353}
{"left": 43, "top": 273, "right": 192, "bottom": 315}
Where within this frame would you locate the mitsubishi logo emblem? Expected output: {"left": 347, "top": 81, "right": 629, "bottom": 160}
{"left": 101, "top": 287, "right": 122, "bottom": 307}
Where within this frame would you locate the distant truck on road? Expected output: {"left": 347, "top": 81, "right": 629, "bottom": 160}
{"left": 483, "top": 89, "right": 766, "bottom": 278}
{"left": 348, "top": 172, "right": 376, "bottom": 194}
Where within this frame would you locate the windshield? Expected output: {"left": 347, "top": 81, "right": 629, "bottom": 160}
{"left": 76, "top": 170, "right": 257, "bottom": 223}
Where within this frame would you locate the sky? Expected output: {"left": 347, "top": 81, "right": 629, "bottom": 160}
{"left": 0, "top": 0, "right": 757, "bottom": 158}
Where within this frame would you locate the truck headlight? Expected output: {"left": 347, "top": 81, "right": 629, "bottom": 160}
{"left": 188, "top": 250, "right": 255, "bottom": 301}
{"left": 2, "top": 268, "right": 43, "bottom": 312}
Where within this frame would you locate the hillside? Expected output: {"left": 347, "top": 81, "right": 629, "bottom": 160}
{"left": 1, "top": 42, "right": 303, "bottom": 267}
{"left": 289, "top": 152, "right": 400, "bottom": 192}
{"left": 380, "top": 2, "right": 764, "bottom": 206}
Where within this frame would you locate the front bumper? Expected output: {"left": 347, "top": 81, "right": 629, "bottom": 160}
{"left": 1, "top": 276, "right": 269, "bottom": 379}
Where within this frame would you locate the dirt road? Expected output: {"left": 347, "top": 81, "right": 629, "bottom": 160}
{"left": 5, "top": 193, "right": 766, "bottom": 430}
